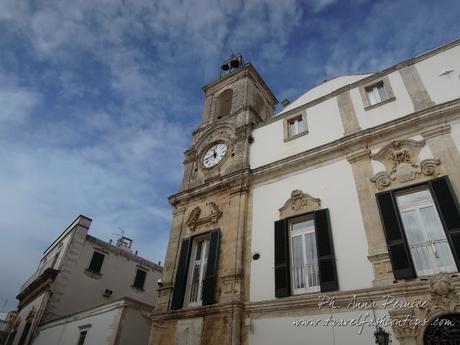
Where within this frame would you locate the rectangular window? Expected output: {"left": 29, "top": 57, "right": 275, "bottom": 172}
{"left": 88, "top": 252, "right": 105, "bottom": 274}
{"left": 185, "top": 235, "right": 210, "bottom": 307}
{"left": 77, "top": 331, "right": 87, "bottom": 345}
{"left": 133, "top": 269, "right": 147, "bottom": 290}
{"left": 289, "top": 217, "right": 320, "bottom": 294}
{"left": 288, "top": 117, "right": 304, "bottom": 137}
{"left": 395, "top": 188, "right": 457, "bottom": 276}
{"left": 366, "top": 82, "right": 389, "bottom": 106}
{"left": 274, "top": 208, "right": 338, "bottom": 298}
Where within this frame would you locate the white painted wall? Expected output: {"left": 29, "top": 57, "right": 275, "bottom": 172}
{"left": 251, "top": 43, "right": 460, "bottom": 172}
{"left": 250, "top": 98, "right": 344, "bottom": 169}
{"left": 250, "top": 159, "right": 373, "bottom": 302}
{"left": 33, "top": 303, "right": 122, "bottom": 345}
{"left": 416, "top": 44, "right": 460, "bottom": 104}
{"left": 279, "top": 74, "right": 371, "bottom": 114}
{"left": 11, "top": 292, "right": 47, "bottom": 345}
{"left": 52, "top": 238, "right": 161, "bottom": 317}
{"left": 249, "top": 309, "right": 399, "bottom": 345}
{"left": 350, "top": 71, "right": 414, "bottom": 130}
{"left": 32, "top": 299, "right": 151, "bottom": 345}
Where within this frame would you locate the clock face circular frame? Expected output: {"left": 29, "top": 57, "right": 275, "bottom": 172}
{"left": 201, "top": 142, "right": 229, "bottom": 169}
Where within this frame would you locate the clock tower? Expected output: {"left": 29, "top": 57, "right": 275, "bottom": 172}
{"left": 150, "top": 55, "right": 277, "bottom": 345}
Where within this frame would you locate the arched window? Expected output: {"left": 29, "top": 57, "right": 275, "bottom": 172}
{"left": 215, "top": 89, "right": 233, "bottom": 119}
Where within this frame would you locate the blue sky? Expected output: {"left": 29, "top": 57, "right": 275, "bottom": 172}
{"left": 1, "top": 0, "right": 460, "bottom": 310}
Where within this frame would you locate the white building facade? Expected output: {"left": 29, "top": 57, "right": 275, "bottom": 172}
{"left": 247, "top": 40, "right": 460, "bottom": 345}
{"left": 150, "top": 39, "right": 460, "bottom": 345}
{"left": 5, "top": 215, "right": 162, "bottom": 345}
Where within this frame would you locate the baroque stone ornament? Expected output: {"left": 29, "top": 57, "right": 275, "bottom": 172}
{"left": 279, "top": 190, "right": 321, "bottom": 219}
{"left": 370, "top": 139, "right": 441, "bottom": 190}
{"left": 388, "top": 274, "right": 460, "bottom": 345}
{"left": 186, "top": 202, "right": 222, "bottom": 231}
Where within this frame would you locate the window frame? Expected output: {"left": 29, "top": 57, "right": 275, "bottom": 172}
{"left": 288, "top": 215, "right": 321, "bottom": 295}
{"left": 184, "top": 233, "right": 210, "bottom": 307}
{"left": 376, "top": 176, "right": 460, "bottom": 280}
{"left": 77, "top": 330, "right": 88, "bottom": 345}
{"left": 283, "top": 110, "right": 308, "bottom": 142}
{"left": 170, "top": 229, "right": 220, "bottom": 310}
{"left": 132, "top": 268, "right": 147, "bottom": 290}
{"left": 359, "top": 75, "right": 396, "bottom": 110}
{"left": 87, "top": 251, "right": 105, "bottom": 275}
{"left": 274, "top": 208, "right": 338, "bottom": 298}
{"left": 394, "top": 186, "right": 457, "bottom": 277}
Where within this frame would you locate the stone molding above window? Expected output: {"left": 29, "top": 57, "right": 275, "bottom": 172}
{"left": 369, "top": 139, "right": 441, "bottom": 190}
{"left": 185, "top": 202, "right": 222, "bottom": 232}
{"left": 283, "top": 110, "right": 308, "bottom": 142}
{"left": 279, "top": 190, "right": 321, "bottom": 219}
{"left": 359, "top": 75, "right": 396, "bottom": 111}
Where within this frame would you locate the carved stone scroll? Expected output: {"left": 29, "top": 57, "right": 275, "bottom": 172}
{"left": 279, "top": 190, "right": 321, "bottom": 219}
{"left": 370, "top": 139, "right": 441, "bottom": 190}
{"left": 186, "top": 202, "right": 222, "bottom": 231}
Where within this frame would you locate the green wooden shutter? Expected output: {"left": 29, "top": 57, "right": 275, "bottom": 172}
{"left": 429, "top": 176, "right": 460, "bottom": 270}
{"left": 376, "top": 191, "right": 416, "bottom": 279}
{"left": 274, "top": 219, "right": 290, "bottom": 298}
{"left": 88, "top": 252, "right": 105, "bottom": 274}
{"left": 171, "top": 237, "right": 192, "bottom": 310}
{"left": 202, "top": 229, "right": 220, "bottom": 305}
{"left": 314, "top": 209, "right": 338, "bottom": 292}
{"left": 133, "top": 269, "right": 147, "bottom": 289}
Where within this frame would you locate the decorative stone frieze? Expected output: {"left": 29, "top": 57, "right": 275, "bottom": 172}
{"left": 387, "top": 274, "right": 460, "bottom": 344}
{"left": 389, "top": 309, "right": 419, "bottom": 339}
{"left": 279, "top": 190, "right": 321, "bottom": 219}
{"left": 370, "top": 139, "right": 441, "bottom": 190}
{"left": 183, "top": 147, "right": 197, "bottom": 164}
{"left": 221, "top": 272, "right": 241, "bottom": 302}
{"left": 185, "top": 202, "right": 223, "bottom": 232}
{"left": 156, "top": 282, "right": 173, "bottom": 307}
{"left": 367, "top": 253, "right": 393, "bottom": 286}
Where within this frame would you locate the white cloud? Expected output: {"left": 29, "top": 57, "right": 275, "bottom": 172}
{"left": 0, "top": 87, "right": 40, "bottom": 125}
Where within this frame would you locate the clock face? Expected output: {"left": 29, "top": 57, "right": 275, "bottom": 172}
{"left": 202, "top": 143, "right": 228, "bottom": 168}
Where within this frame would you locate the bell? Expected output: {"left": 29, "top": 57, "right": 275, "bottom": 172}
{"left": 230, "top": 59, "right": 240, "bottom": 69}
{"left": 221, "top": 63, "right": 230, "bottom": 71}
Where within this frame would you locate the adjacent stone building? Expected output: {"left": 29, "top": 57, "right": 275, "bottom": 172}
{"left": 5, "top": 215, "right": 162, "bottom": 345}
{"left": 149, "top": 39, "right": 460, "bottom": 345}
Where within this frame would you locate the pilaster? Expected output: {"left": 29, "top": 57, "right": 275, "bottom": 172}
{"left": 421, "top": 124, "right": 460, "bottom": 196}
{"left": 399, "top": 65, "right": 435, "bottom": 112}
{"left": 346, "top": 148, "right": 394, "bottom": 286}
{"left": 337, "top": 90, "right": 361, "bottom": 135}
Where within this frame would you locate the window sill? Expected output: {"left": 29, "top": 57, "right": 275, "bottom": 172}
{"left": 364, "top": 97, "right": 396, "bottom": 111}
{"left": 131, "top": 285, "right": 145, "bottom": 292}
{"left": 284, "top": 130, "right": 308, "bottom": 143}
{"left": 84, "top": 269, "right": 102, "bottom": 280}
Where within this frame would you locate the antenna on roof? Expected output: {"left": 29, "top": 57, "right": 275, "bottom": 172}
{"left": 109, "top": 227, "right": 133, "bottom": 252}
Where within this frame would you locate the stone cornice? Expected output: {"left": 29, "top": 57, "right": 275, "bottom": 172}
{"left": 191, "top": 105, "right": 260, "bottom": 139}
{"left": 17, "top": 268, "right": 58, "bottom": 310}
{"left": 150, "top": 301, "right": 243, "bottom": 322}
{"left": 246, "top": 276, "right": 460, "bottom": 317}
{"left": 86, "top": 235, "right": 163, "bottom": 272}
{"left": 202, "top": 63, "right": 278, "bottom": 105}
{"left": 421, "top": 124, "right": 451, "bottom": 139}
{"left": 169, "top": 168, "right": 251, "bottom": 206}
{"left": 257, "top": 38, "right": 460, "bottom": 129}
{"left": 346, "top": 149, "right": 371, "bottom": 163}
{"left": 251, "top": 99, "right": 460, "bottom": 185}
